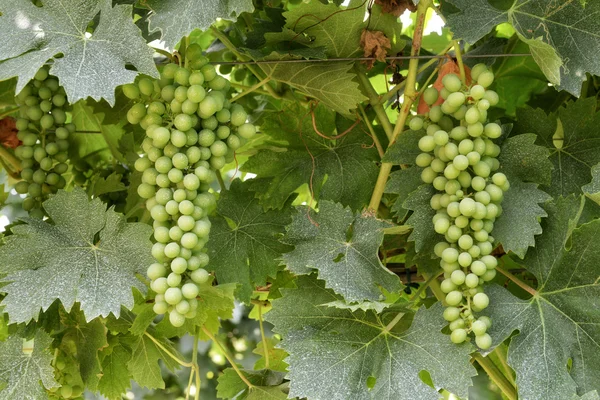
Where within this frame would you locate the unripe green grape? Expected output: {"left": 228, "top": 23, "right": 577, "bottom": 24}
{"left": 470, "top": 84, "right": 485, "bottom": 100}
{"left": 446, "top": 290, "right": 463, "bottom": 306}
{"left": 178, "top": 215, "right": 196, "bottom": 232}
{"left": 449, "top": 319, "right": 465, "bottom": 332}
{"left": 477, "top": 71, "right": 495, "bottom": 88}
{"left": 441, "top": 261, "right": 460, "bottom": 273}
{"left": 169, "top": 226, "right": 183, "bottom": 242}
{"left": 238, "top": 123, "right": 256, "bottom": 139}
{"left": 142, "top": 168, "right": 159, "bottom": 185}
{"left": 442, "top": 73, "right": 461, "bottom": 92}
{"left": 192, "top": 219, "right": 211, "bottom": 238}
{"left": 441, "top": 279, "right": 457, "bottom": 293}
{"left": 432, "top": 176, "right": 447, "bottom": 191}
{"left": 465, "top": 107, "right": 480, "bottom": 125}
{"left": 450, "top": 328, "right": 467, "bottom": 344}
{"left": 200, "top": 64, "right": 216, "bottom": 81}
{"left": 137, "top": 183, "right": 156, "bottom": 199}
{"left": 473, "top": 203, "right": 488, "bottom": 220}
{"left": 466, "top": 151, "right": 481, "bottom": 166}
{"left": 409, "top": 117, "right": 424, "bottom": 131}
{"left": 483, "top": 90, "right": 499, "bottom": 106}
{"left": 446, "top": 92, "right": 465, "bottom": 109}
{"left": 484, "top": 122, "right": 502, "bottom": 139}
{"left": 174, "top": 67, "right": 191, "bottom": 86}
{"left": 450, "top": 269, "right": 466, "bottom": 286}
{"left": 434, "top": 218, "right": 450, "bottom": 234}
{"left": 167, "top": 273, "right": 182, "bottom": 287}
{"left": 471, "top": 63, "right": 488, "bottom": 80}
{"left": 429, "top": 159, "right": 444, "bottom": 173}
{"left": 434, "top": 242, "right": 450, "bottom": 258}
{"left": 457, "top": 251, "right": 471, "bottom": 267}
{"left": 458, "top": 234, "right": 473, "bottom": 250}
{"left": 470, "top": 260, "right": 486, "bottom": 276}
{"left": 164, "top": 242, "right": 181, "bottom": 258}
{"left": 444, "top": 306, "right": 461, "bottom": 322}
{"left": 153, "top": 302, "right": 168, "bottom": 314}
{"left": 463, "top": 273, "right": 478, "bottom": 289}
{"left": 441, "top": 247, "right": 459, "bottom": 263}
{"left": 154, "top": 226, "right": 170, "bottom": 243}
{"left": 151, "top": 277, "right": 169, "bottom": 294}
{"left": 191, "top": 268, "right": 210, "bottom": 284}
{"left": 423, "top": 87, "right": 439, "bottom": 105}
{"left": 440, "top": 87, "right": 450, "bottom": 100}
{"left": 429, "top": 105, "right": 443, "bottom": 122}
{"left": 473, "top": 293, "right": 490, "bottom": 310}
{"left": 138, "top": 78, "right": 154, "bottom": 96}
{"left": 475, "top": 333, "right": 492, "bottom": 349}
{"left": 446, "top": 225, "right": 462, "bottom": 242}
{"left": 473, "top": 161, "right": 491, "bottom": 178}
{"left": 445, "top": 179, "right": 461, "bottom": 195}
{"left": 169, "top": 310, "right": 186, "bottom": 327}
{"left": 175, "top": 299, "right": 191, "bottom": 314}
{"left": 444, "top": 164, "right": 460, "bottom": 180}
{"left": 486, "top": 184, "right": 504, "bottom": 202}
{"left": 181, "top": 232, "right": 199, "bottom": 249}
{"left": 471, "top": 320, "right": 487, "bottom": 336}
{"left": 482, "top": 269, "right": 496, "bottom": 282}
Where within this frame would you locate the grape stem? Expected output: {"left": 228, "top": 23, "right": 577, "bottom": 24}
{"left": 210, "top": 27, "right": 281, "bottom": 100}
{"left": 382, "top": 225, "right": 411, "bottom": 235}
{"left": 357, "top": 104, "right": 385, "bottom": 158}
{"left": 492, "top": 346, "right": 515, "bottom": 386}
{"left": 0, "top": 144, "right": 22, "bottom": 174}
{"left": 453, "top": 40, "right": 467, "bottom": 85}
{"left": 355, "top": 67, "right": 394, "bottom": 140}
{"left": 496, "top": 265, "right": 538, "bottom": 296}
{"left": 201, "top": 326, "right": 255, "bottom": 389}
{"left": 144, "top": 332, "right": 195, "bottom": 368}
{"left": 379, "top": 42, "right": 454, "bottom": 106}
{"left": 0, "top": 106, "right": 19, "bottom": 119}
{"left": 216, "top": 170, "right": 226, "bottom": 191}
{"left": 231, "top": 76, "right": 272, "bottom": 102}
{"left": 472, "top": 352, "right": 517, "bottom": 400}
{"left": 185, "top": 327, "right": 201, "bottom": 400}
{"left": 257, "top": 303, "right": 270, "bottom": 369}
{"left": 367, "top": 0, "right": 431, "bottom": 212}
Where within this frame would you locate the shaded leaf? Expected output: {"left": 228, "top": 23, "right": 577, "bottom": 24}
{"left": 385, "top": 166, "right": 423, "bottom": 219}
{"left": 283, "top": 201, "right": 400, "bottom": 302}
{"left": 208, "top": 180, "right": 294, "bottom": 302}
{"left": 582, "top": 163, "right": 600, "bottom": 206}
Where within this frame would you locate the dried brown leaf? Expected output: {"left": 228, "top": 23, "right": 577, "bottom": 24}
{"left": 360, "top": 30, "right": 391, "bottom": 69}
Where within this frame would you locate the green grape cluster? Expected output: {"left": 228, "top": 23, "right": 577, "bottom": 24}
{"left": 47, "top": 346, "right": 84, "bottom": 400}
{"left": 125, "top": 44, "right": 257, "bottom": 327}
{"left": 12, "top": 66, "right": 73, "bottom": 217}
{"left": 411, "top": 64, "right": 509, "bottom": 349}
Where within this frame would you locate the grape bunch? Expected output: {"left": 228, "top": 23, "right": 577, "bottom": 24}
{"left": 47, "top": 346, "right": 84, "bottom": 399}
{"left": 410, "top": 64, "right": 509, "bottom": 349}
{"left": 125, "top": 44, "right": 256, "bottom": 327}
{"left": 12, "top": 66, "right": 73, "bottom": 217}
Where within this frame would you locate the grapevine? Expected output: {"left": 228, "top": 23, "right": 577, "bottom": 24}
{"left": 125, "top": 43, "right": 256, "bottom": 327}
{"left": 0, "top": 1, "right": 598, "bottom": 399}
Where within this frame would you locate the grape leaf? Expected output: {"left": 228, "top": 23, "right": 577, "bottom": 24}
{"left": 492, "top": 179, "right": 551, "bottom": 258}
{"left": 253, "top": 337, "right": 289, "bottom": 373}
{"left": 382, "top": 130, "right": 424, "bottom": 164}
{"left": 260, "top": 59, "right": 367, "bottom": 116}
{"left": 0, "top": 0, "right": 157, "bottom": 104}
{"left": 125, "top": 333, "right": 182, "bottom": 390}
{"left": 403, "top": 184, "right": 438, "bottom": 253}
{"left": 0, "top": 330, "right": 57, "bottom": 400}
{"left": 243, "top": 104, "right": 379, "bottom": 209}
{"left": 445, "top": 0, "right": 600, "bottom": 95}
{"left": 282, "top": 201, "right": 401, "bottom": 302}
{"left": 514, "top": 98, "right": 600, "bottom": 197}
{"left": 282, "top": 0, "right": 403, "bottom": 58}
{"left": 485, "top": 196, "right": 600, "bottom": 399}
{"left": 385, "top": 166, "right": 423, "bottom": 219}
{"left": 0, "top": 187, "right": 154, "bottom": 323}
{"left": 97, "top": 342, "right": 132, "bottom": 400}
{"left": 61, "top": 311, "right": 108, "bottom": 385}
{"left": 498, "top": 133, "right": 553, "bottom": 186}
{"left": 266, "top": 275, "right": 476, "bottom": 400}
{"left": 146, "top": 0, "right": 254, "bottom": 48}
{"left": 208, "top": 180, "right": 294, "bottom": 302}
{"left": 582, "top": 163, "right": 600, "bottom": 206}
{"left": 89, "top": 172, "right": 127, "bottom": 198}
{"left": 216, "top": 368, "right": 288, "bottom": 400}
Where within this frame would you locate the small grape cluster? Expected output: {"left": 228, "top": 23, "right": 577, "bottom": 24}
{"left": 125, "top": 44, "right": 256, "bottom": 327}
{"left": 48, "top": 346, "right": 84, "bottom": 399}
{"left": 411, "top": 64, "right": 509, "bottom": 349}
{"left": 13, "top": 66, "right": 73, "bottom": 217}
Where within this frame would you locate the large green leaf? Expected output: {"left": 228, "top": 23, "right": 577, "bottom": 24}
{"left": 0, "top": 0, "right": 157, "bottom": 103}
{"left": 260, "top": 60, "right": 367, "bottom": 116}
{"left": 0, "top": 188, "right": 154, "bottom": 323}
{"left": 125, "top": 333, "right": 182, "bottom": 390}
{"left": 445, "top": 0, "right": 600, "bottom": 95}
{"left": 282, "top": 201, "right": 401, "bottom": 303}
{"left": 281, "top": 0, "right": 403, "bottom": 58}
{"left": 485, "top": 196, "right": 600, "bottom": 399}
{"left": 97, "top": 342, "right": 132, "bottom": 400}
{"left": 266, "top": 275, "right": 476, "bottom": 400}
{"left": 0, "top": 330, "right": 57, "bottom": 400}
{"left": 385, "top": 166, "right": 423, "bottom": 219}
{"left": 514, "top": 98, "right": 600, "bottom": 197}
{"left": 243, "top": 104, "right": 378, "bottom": 209}
{"left": 146, "top": 0, "right": 254, "bottom": 48}
{"left": 583, "top": 163, "right": 600, "bottom": 206}
{"left": 216, "top": 368, "right": 288, "bottom": 400}
{"left": 208, "top": 180, "right": 294, "bottom": 302}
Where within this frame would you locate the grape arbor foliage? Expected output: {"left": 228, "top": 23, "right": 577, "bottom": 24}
{"left": 1, "top": 0, "right": 600, "bottom": 399}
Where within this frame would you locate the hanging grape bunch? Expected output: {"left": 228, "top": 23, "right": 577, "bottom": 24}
{"left": 12, "top": 66, "right": 73, "bottom": 218}
{"left": 47, "top": 343, "right": 84, "bottom": 400}
{"left": 124, "top": 44, "right": 256, "bottom": 327}
{"left": 410, "top": 64, "right": 509, "bottom": 349}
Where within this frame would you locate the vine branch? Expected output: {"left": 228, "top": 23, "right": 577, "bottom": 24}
{"left": 496, "top": 265, "right": 538, "bottom": 296}
{"left": 472, "top": 353, "right": 518, "bottom": 400}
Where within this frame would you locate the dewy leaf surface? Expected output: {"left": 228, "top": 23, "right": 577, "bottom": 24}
{"left": 146, "top": 0, "right": 254, "bottom": 48}
{"left": 0, "top": 330, "right": 57, "bottom": 400}
{"left": 445, "top": 0, "right": 600, "bottom": 95}
{"left": 208, "top": 180, "right": 294, "bottom": 302}
{"left": 266, "top": 275, "right": 476, "bottom": 400}
{"left": 243, "top": 104, "right": 378, "bottom": 209}
{"left": 485, "top": 196, "right": 600, "bottom": 399}
{"left": 0, "top": 0, "right": 157, "bottom": 104}
{"left": 0, "top": 187, "right": 154, "bottom": 323}
{"left": 514, "top": 98, "right": 600, "bottom": 197}
{"left": 282, "top": 201, "right": 401, "bottom": 302}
